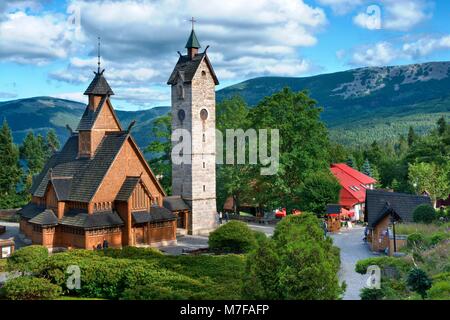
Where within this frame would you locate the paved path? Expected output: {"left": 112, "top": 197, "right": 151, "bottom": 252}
{"left": 0, "top": 222, "right": 26, "bottom": 249}
{"left": 330, "top": 226, "right": 376, "bottom": 300}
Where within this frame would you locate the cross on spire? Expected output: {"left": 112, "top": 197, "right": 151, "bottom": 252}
{"left": 189, "top": 17, "right": 196, "bottom": 30}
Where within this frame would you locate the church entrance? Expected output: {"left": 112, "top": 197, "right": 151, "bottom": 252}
{"left": 134, "top": 226, "right": 145, "bottom": 245}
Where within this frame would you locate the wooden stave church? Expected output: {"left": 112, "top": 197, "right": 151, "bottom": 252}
{"left": 17, "top": 68, "right": 188, "bottom": 250}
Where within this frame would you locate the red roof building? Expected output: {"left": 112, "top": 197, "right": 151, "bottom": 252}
{"left": 330, "top": 163, "right": 377, "bottom": 221}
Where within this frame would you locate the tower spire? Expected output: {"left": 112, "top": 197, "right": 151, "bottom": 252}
{"left": 185, "top": 17, "right": 200, "bottom": 59}
{"left": 97, "top": 36, "right": 101, "bottom": 74}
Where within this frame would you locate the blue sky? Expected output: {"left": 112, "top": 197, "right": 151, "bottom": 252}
{"left": 1, "top": 0, "right": 450, "bottom": 110}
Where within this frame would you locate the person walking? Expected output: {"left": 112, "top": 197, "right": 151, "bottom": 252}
{"left": 224, "top": 211, "right": 229, "bottom": 223}
{"left": 103, "top": 239, "right": 109, "bottom": 250}
{"left": 218, "top": 211, "right": 223, "bottom": 224}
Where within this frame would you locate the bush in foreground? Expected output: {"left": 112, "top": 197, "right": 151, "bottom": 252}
{"left": 360, "top": 287, "right": 385, "bottom": 300}
{"left": 3, "top": 276, "right": 61, "bottom": 300}
{"left": 243, "top": 213, "right": 343, "bottom": 300}
{"left": 413, "top": 204, "right": 436, "bottom": 224}
{"left": 7, "top": 245, "right": 48, "bottom": 274}
{"left": 407, "top": 268, "right": 432, "bottom": 299}
{"left": 208, "top": 221, "right": 257, "bottom": 254}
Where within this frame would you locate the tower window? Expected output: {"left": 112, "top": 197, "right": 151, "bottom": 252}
{"left": 203, "top": 185, "right": 206, "bottom": 192}
{"left": 201, "top": 70, "right": 206, "bottom": 77}
{"left": 203, "top": 162, "right": 206, "bottom": 168}
{"left": 202, "top": 133, "right": 206, "bottom": 142}
{"left": 200, "top": 108, "right": 208, "bottom": 120}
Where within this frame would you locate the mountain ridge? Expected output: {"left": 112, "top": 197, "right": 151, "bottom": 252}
{"left": 2, "top": 61, "right": 450, "bottom": 148}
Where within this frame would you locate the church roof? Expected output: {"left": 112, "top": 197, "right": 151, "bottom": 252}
{"left": 132, "top": 206, "right": 177, "bottom": 224}
{"left": 185, "top": 29, "right": 201, "bottom": 49}
{"left": 76, "top": 96, "right": 107, "bottom": 131}
{"left": 60, "top": 210, "right": 124, "bottom": 230}
{"left": 28, "top": 209, "right": 58, "bottom": 226}
{"left": 30, "top": 132, "right": 129, "bottom": 203}
{"left": 163, "top": 196, "right": 190, "bottom": 211}
{"left": 84, "top": 70, "right": 114, "bottom": 96}
{"left": 115, "top": 176, "right": 141, "bottom": 201}
{"left": 167, "top": 53, "right": 219, "bottom": 85}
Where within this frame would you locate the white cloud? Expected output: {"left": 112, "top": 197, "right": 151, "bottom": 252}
{"left": 316, "top": 0, "right": 363, "bottom": 15}
{"left": 353, "top": 5, "right": 381, "bottom": 30}
{"left": 0, "top": 11, "right": 73, "bottom": 64}
{"left": 53, "top": 92, "right": 85, "bottom": 103}
{"left": 402, "top": 35, "right": 450, "bottom": 57}
{"left": 351, "top": 42, "right": 398, "bottom": 66}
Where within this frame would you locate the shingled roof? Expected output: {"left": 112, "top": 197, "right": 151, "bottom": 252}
{"left": 365, "top": 189, "right": 432, "bottom": 228}
{"left": 29, "top": 209, "right": 58, "bottom": 226}
{"left": 132, "top": 206, "right": 176, "bottom": 224}
{"left": 17, "top": 203, "right": 45, "bottom": 219}
{"left": 84, "top": 70, "right": 114, "bottom": 96}
{"left": 163, "top": 196, "right": 190, "bottom": 212}
{"left": 51, "top": 177, "right": 72, "bottom": 201}
{"left": 60, "top": 210, "right": 124, "bottom": 230}
{"left": 115, "top": 176, "right": 141, "bottom": 201}
{"left": 76, "top": 96, "right": 107, "bottom": 131}
{"left": 29, "top": 132, "right": 129, "bottom": 203}
{"left": 67, "top": 132, "right": 129, "bottom": 202}
{"left": 167, "top": 53, "right": 219, "bottom": 85}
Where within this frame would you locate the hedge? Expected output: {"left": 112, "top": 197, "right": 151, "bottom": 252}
{"left": 7, "top": 245, "right": 48, "bottom": 274}
{"left": 2, "top": 276, "right": 61, "bottom": 300}
{"left": 208, "top": 221, "right": 257, "bottom": 254}
{"left": 355, "top": 257, "right": 413, "bottom": 275}
{"left": 413, "top": 204, "right": 436, "bottom": 224}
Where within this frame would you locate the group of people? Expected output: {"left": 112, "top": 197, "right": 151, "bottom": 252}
{"left": 94, "top": 239, "right": 109, "bottom": 250}
{"left": 217, "top": 211, "right": 229, "bottom": 224}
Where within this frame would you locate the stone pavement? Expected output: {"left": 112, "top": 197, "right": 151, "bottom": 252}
{"left": 330, "top": 226, "right": 377, "bottom": 300}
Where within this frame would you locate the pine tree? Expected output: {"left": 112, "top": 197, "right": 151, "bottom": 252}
{"left": 0, "top": 119, "right": 22, "bottom": 198}
{"left": 20, "top": 132, "right": 46, "bottom": 175}
{"left": 346, "top": 155, "right": 356, "bottom": 168}
{"left": 407, "top": 126, "right": 417, "bottom": 147}
{"left": 361, "top": 159, "right": 372, "bottom": 177}
{"left": 437, "top": 116, "right": 447, "bottom": 136}
{"left": 46, "top": 129, "right": 60, "bottom": 155}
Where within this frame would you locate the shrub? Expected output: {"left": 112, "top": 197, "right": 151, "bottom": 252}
{"left": 407, "top": 233, "right": 427, "bottom": 248}
{"left": 407, "top": 268, "right": 432, "bottom": 299}
{"left": 413, "top": 204, "right": 436, "bottom": 224}
{"left": 2, "top": 276, "right": 61, "bottom": 300}
{"left": 429, "top": 232, "right": 449, "bottom": 246}
{"left": 355, "top": 257, "right": 412, "bottom": 275}
{"left": 427, "top": 281, "right": 450, "bottom": 300}
{"left": 360, "top": 287, "right": 385, "bottom": 300}
{"left": 208, "top": 221, "right": 257, "bottom": 254}
{"left": 243, "top": 213, "right": 343, "bottom": 300}
{"left": 7, "top": 245, "right": 48, "bottom": 274}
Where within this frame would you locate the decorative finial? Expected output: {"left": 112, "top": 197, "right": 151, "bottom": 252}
{"left": 127, "top": 120, "right": 136, "bottom": 133}
{"left": 97, "top": 36, "right": 101, "bottom": 74}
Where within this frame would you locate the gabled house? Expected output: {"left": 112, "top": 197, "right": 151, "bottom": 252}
{"left": 18, "top": 68, "right": 178, "bottom": 250}
{"left": 365, "top": 189, "right": 432, "bottom": 253}
{"left": 330, "top": 163, "right": 377, "bottom": 221}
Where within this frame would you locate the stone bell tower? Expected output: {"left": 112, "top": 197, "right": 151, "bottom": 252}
{"left": 167, "top": 23, "right": 219, "bottom": 235}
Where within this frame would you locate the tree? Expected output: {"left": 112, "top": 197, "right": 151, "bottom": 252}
{"left": 46, "top": 129, "right": 60, "bottom": 155}
{"left": 361, "top": 159, "right": 372, "bottom": 177}
{"left": 412, "top": 204, "right": 436, "bottom": 224}
{"left": 20, "top": 131, "right": 46, "bottom": 175}
{"left": 145, "top": 114, "right": 172, "bottom": 194}
{"left": 407, "top": 126, "right": 417, "bottom": 147}
{"left": 437, "top": 116, "right": 447, "bottom": 136}
{"left": 249, "top": 88, "right": 331, "bottom": 211}
{"left": 346, "top": 155, "right": 356, "bottom": 168}
{"left": 407, "top": 268, "right": 432, "bottom": 299}
{"left": 298, "top": 171, "right": 341, "bottom": 215}
{"left": 243, "top": 213, "right": 343, "bottom": 300}
{"left": 0, "top": 119, "right": 22, "bottom": 206}
{"left": 215, "top": 96, "right": 253, "bottom": 213}
{"left": 408, "top": 162, "right": 450, "bottom": 207}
